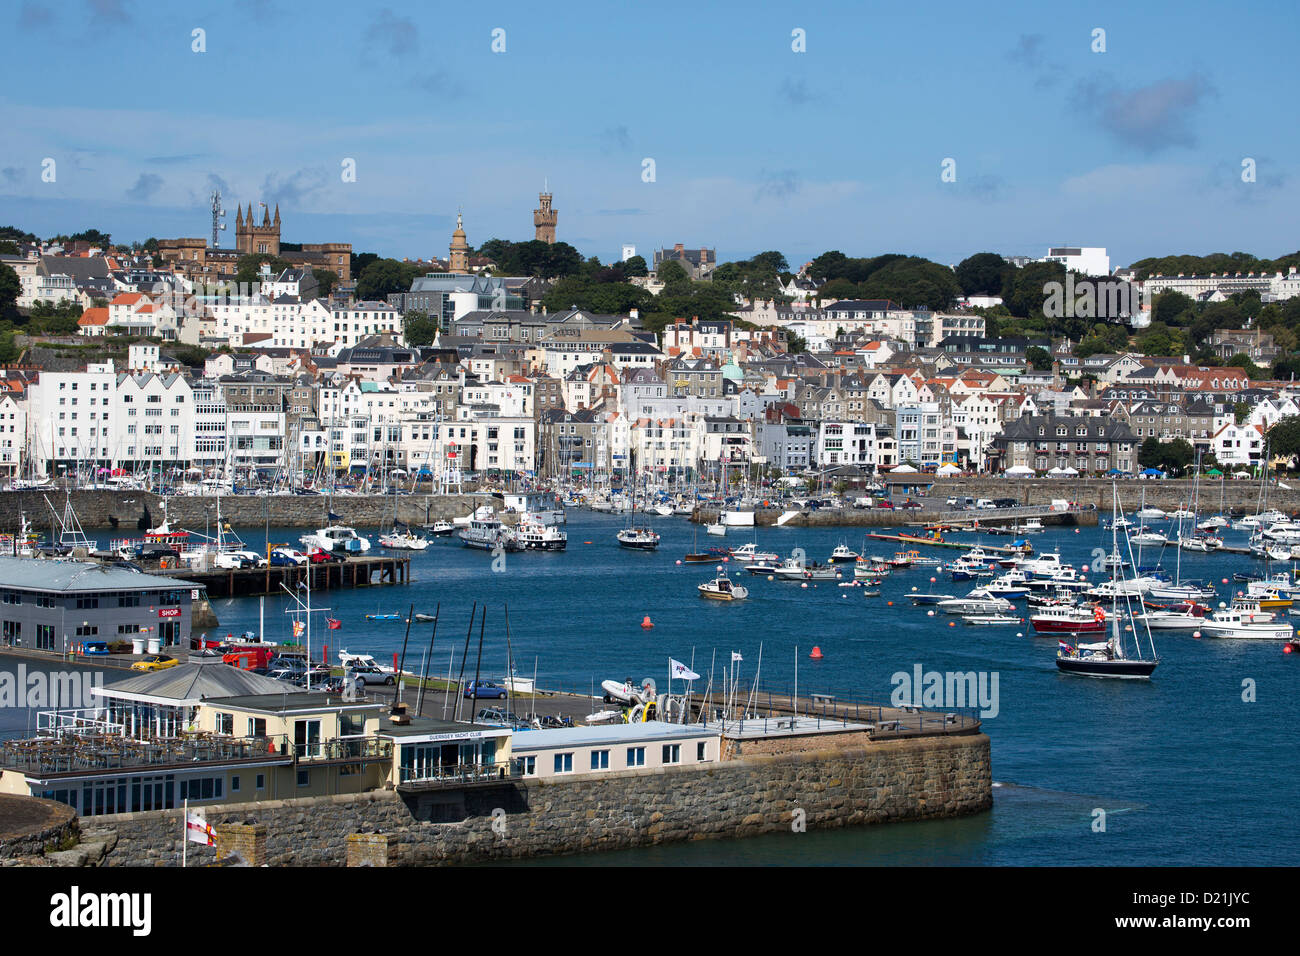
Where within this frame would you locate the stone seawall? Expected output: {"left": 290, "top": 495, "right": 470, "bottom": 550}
{"left": 100, "top": 733, "right": 990, "bottom": 866}
{"left": 0, "top": 490, "right": 503, "bottom": 531}
{"left": 912, "top": 478, "right": 1287, "bottom": 513}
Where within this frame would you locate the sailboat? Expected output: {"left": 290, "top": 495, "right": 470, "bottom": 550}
{"left": 616, "top": 474, "right": 660, "bottom": 550}
{"left": 1056, "top": 482, "right": 1159, "bottom": 679}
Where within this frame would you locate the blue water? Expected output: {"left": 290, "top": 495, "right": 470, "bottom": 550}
{"left": 59, "top": 515, "right": 1300, "bottom": 864}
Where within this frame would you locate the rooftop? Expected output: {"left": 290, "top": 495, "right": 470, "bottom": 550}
{"left": 0, "top": 557, "right": 195, "bottom": 594}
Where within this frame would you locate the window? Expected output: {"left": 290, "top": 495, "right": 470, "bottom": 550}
{"left": 553, "top": 753, "right": 573, "bottom": 774}
{"left": 296, "top": 769, "right": 310, "bottom": 787}
{"left": 76, "top": 595, "right": 99, "bottom": 609}
{"left": 662, "top": 743, "right": 681, "bottom": 765}
{"left": 3, "top": 621, "right": 20, "bottom": 643}
{"left": 215, "top": 713, "right": 234, "bottom": 735}
{"left": 231, "top": 776, "right": 240, "bottom": 792}
{"left": 697, "top": 741, "right": 707, "bottom": 761}
{"left": 627, "top": 746, "right": 646, "bottom": 768}
{"left": 590, "top": 750, "right": 610, "bottom": 770}
{"left": 518, "top": 755, "right": 537, "bottom": 776}
{"left": 256, "top": 774, "right": 265, "bottom": 791}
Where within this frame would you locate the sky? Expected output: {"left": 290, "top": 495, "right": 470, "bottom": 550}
{"left": 1, "top": 0, "right": 1297, "bottom": 271}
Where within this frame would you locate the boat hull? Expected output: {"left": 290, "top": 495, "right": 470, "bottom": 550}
{"left": 1056, "top": 657, "right": 1157, "bottom": 679}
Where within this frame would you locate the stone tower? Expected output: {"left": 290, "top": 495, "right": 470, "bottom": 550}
{"left": 449, "top": 210, "right": 469, "bottom": 273}
{"left": 236, "top": 202, "right": 280, "bottom": 256}
{"left": 534, "top": 189, "right": 556, "bottom": 244}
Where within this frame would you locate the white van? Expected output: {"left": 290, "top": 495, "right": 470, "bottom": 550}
{"left": 975, "top": 499, "right": 997, "bottom": 510}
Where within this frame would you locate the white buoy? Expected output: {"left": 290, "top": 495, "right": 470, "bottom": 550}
{"left": 1016, "top": 632, "right": 1023, "bottom": 638}
{"left": 927, "top": 610, "right": 935, "bottom": 617}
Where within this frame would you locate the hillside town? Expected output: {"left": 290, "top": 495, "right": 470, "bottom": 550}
{"left": 2, "top": 205, "right": 1299, "bottom": 493}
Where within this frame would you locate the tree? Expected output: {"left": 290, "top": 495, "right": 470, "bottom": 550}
{"left": 355, "top": 258, "right": 423, "bottom": 301}
{"left": 234, "top": 253, "right": 291, "bottom": 288}
{"left": 622, "top": 255, "right": 648, "bottom": 277}
{"left": 0, "top": 263, "right": 20, "bottom": 315}
{"left": 954, "top": 252, "right": 1009, "bottom": 296}
{"left": 0, "top": 240, "right": 18, "bottom": 255}
{"left": 1267, "top": 417, "right": 1300, "bottom": 467}
{"left": 402, "top": 310, "right": 436, "bottom": 347}
{"left": 656, "top": 260, "right": 688, "bottom": 283}
{"left": 1024, "top": 345, "right": 1052, "bottom": 371}
{"left": 311, "top": 269, "right": 338, "bottom": 299}
{"left": 1225, "top": 353, "right": 1263, "bottom": 380}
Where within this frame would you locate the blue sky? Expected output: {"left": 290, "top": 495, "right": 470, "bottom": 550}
{"left": 1, "top": 0, "right": 1296, "bottom": 270}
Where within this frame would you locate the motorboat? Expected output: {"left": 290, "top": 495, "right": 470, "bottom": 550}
{"left": 1197, "top": 515, "right": 1229, "bottom": 532}
{"left": 1031, "top": 604, "right": 1107, "bottom": 634}
{"left": 829, "top": 543, "right": 860, "bottom": 563}
{"left": 1197, "top": 609, "right": 1295, "bottom": 641}
{"left": 729, "top": 541, "right": 779, "bottom": 564}
{"left": 1136, "top": 506, "right": 1167, "bottom": 520}
{"left": 949, "top": 557, "right": 993, "bottom": 581}
{"left": 744, "top": 561, "right": 780, "bottom": 575}
{"left": 938, "top": 589, "right": 1014, "bottom": 616}
{"left": 1228, "top": 597, "right": 1277, "bottom": 622}
{"left": 1146, "top": 581, "right": 1216, "bottom": 603}
{"left": 338, "top": 650, "right": 396, "bottom": 675}
{"left": 698, "top": 570, "right": 748, "bottom": 601}
{"left": 424, "top": 521, "right": 456, "bottom": 536}
{"left": 985, "top": 571, "right": 1031, "bottom": 598}
{"left": 378, "top": 529, "right": 430, "bottom": 551}
{"left": 616, "top": 527, "right": 661, "bottom": 550}
{"left": 1139, "top": 601, "right": 1210, "bottom": 630}
{"left": 1130, "top": 526, "right": 1168, "bottom": 546}
{"left": 300, "top": 524, "right": 371, "bottom": 554}
{"left": 911, "top": 590, "right": 955, "bottom": 605}
{"left": 706, "top": 523, "right": 727, "bottom": 536}
{"left": 774, "top": 557, "right": 840, "bottom": 581}
{"left": 1178, "top": 533, "right": 1223, "bottom": 553}
{"left": 963, "top": 614, "right": 1022, "bottom": 626}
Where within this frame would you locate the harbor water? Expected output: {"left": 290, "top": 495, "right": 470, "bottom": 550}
{"left": 12, "top": 512, "right": 1300, "bottom": 865}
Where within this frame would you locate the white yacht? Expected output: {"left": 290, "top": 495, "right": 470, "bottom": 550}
{"left": 938, "top": 589, "right": 1015, "bottom": 616}
{"left": 300, "top": 525, "right": 371, "bottom": 554}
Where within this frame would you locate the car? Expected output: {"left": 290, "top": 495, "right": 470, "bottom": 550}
{"left": 463, "top": 680, "right": 507, "bottom": 700}
{"left": 138, "top": 545, "right": 181, "bottom": 561}
{"left": 347, "top": 664, "right": 395, "bottom": 685}
{"left": 319, "top": 676, "right": 348, "bottom": 694}
{"left": 267, "top": 548, "right": 308, "bottom": 567}
{"left": 266, "top": 668, "right": 301, "bottom": 682}
{"left": 308, "top": 548, "right": 345, "bottom": 564}
{"left": 476, "top": 707, "right": 508, "bottom": 723}
{"left": 131, "top": 654, "right": 178, "bottom": 672}
{"left": 214, "top": 550, "right": 261, "bottom": 569}
{"left": 876, "top": 500, "right": 895, "bottom": 509}
{"left": 900, "top": 500, "right": 923, "bottom": 509}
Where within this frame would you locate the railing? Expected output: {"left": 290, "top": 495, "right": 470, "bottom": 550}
{"left": 36, "top": 710, "right": 126, "bottom": 738}
{"left": 397, "top": 762, "right": 504, "bottom": 786}
{"left": 294, "top": 735, "right": 392, "bottom": 762}
{"left": 0, "top": 733, "right": 288, "bottom": 776}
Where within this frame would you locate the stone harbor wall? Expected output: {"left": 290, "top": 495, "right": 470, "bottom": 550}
{"left": 0, "top": 491, "right": 503, "bottom": 531}
{"left": 99, "top": 732, "right": 991, "bottom": 866}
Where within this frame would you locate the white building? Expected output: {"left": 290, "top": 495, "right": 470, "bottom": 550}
{"left": 1039, "top": 246, "right": 1110, "bottom": 277}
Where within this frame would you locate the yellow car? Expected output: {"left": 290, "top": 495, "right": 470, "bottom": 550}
{"left": 131, "top": 654, "right": 179, "bottom": 672}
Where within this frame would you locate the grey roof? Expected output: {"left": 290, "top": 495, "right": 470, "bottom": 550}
{"left": 0, "top": 556, "right": 195, "bottom": 593}
{"left": 97, "top": 661, "right": 301, "bottom": 704}
{"left": 510, "top": 720, "right": 714, "bottom": 751}
{"left": 205, "top": 691, "right": 380, "bottom": 714}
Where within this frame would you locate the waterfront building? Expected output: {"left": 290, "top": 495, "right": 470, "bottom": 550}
{"left": 507, "top": 721, "right": 719, "bottom": 780}
{"left": 0, "top": 556, "right": 202, "bottom": 654}
{"left": 990, "top": 414, "right": 1137, "bottom": 473}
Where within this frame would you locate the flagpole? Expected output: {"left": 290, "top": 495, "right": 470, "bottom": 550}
{"left": 182, "top": 797, "right": 188, "bottom": 868}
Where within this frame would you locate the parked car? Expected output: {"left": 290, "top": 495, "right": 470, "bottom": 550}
{"left": 463, "top": 680, "right": 508, "bottom": 700}
{"left": 876, "top": 500, "right": 895, "bottom": 509}
{"left": 309, "top": 548, "right": 344, "bottom": 564}
{"left": 131, "top": 654, "right": 178, "bottom": 672}
{"left": 900, "top": 499, "right": 923, "bottom": 509}
{"left": 263, "top": 547, "right": 308, "bottom": 567}
{"left": 348, "top": 664, "right": 395, "bottom": 686}
{"left": 476, "top": 708, "right": 508, "bottom": 723}
{"left": 266, "top": 668, "right": 301, "bottom": 682}
{"left": 214, "top": 549, "right": 261, "bottom": 570}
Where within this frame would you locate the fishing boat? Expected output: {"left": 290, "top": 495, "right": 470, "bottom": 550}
{"left": 1197, "top": 609, "right": 1295, "bottom": 641}
{"left": 1228, "top": 596, "right": 1277, "bottom": 622}
{"left": 1019, "top": 517, "right": 1045, "bottom": 534}
{"left": 516, "top": 515, "right": 568, "bottom": 551}
{"left": 888, "top": 550, "right": 914, "bottom": 568}
{"left": 698, "top": 569, "right": 749, "bottom": 601}
{"left": 828, "top": 543, "right": 860, "bottom": 563}
{"left": 458, "top": 507, "right": 521, "bottom": 551}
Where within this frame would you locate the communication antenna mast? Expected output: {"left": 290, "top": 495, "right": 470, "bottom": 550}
{"left": 210, "top": 190, "right": 226, "bottom": 248}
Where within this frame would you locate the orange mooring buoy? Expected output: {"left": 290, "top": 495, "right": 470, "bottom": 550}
{"left": 809, "top": 646, "right": 824, "bottom": 660}
{"left": 641, "top": 616, "right": 654, "bottom": 629}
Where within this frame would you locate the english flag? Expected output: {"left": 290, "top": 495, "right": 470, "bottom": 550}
{"left": 186, "top": 810, "right": 215, "bottom": 846}
{"left": 669, "top": 658, "right": 700, "bottom": 681}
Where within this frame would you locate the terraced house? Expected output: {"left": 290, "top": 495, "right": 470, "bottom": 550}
{"left": 991, "top": 415, "right": 1137, "bottom": 474}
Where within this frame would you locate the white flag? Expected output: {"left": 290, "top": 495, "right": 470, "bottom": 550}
{"left": 670, "top": 658, "right": 700, "bottom": 681}
{"left": 731, "top": 651, "right": 743, "bottom": 662}
{"left": 186, "top": 810, "right": 215, "bottom": 846}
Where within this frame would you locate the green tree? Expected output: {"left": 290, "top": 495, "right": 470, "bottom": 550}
{"left": 234, "top": 253, "right": 291, "bottom": 288}
{"left": 311, "top": 269, "right": 338, "bottom": 299}
{"left": 1225, "top": 352, "right": 1263, "bottom": 379}
{"left": 954, "top": 252, "right": 1009, "bottom": 296}
{"left": 0, "top": 240, "right": 19, "bottom": 255}
{"left": 402, "top": 310, "right": 436, "bottom": 347}
{"left": 1267, "top": 416, "right": 1300, "bottom": 467}
{"left": 355, "top": 258, "right": 423, "bottom": 301}
{"left": 656, "top": 260, "right": 689, "bottom": 283}
{"left": 0, "top": 263, "right": 20, "bottom": 315}
{"left": 1024, "top": 345, "right": 1052, "bottom": 371}
{"left": 622, "top": 255, "right": 648, "bottom": 277}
